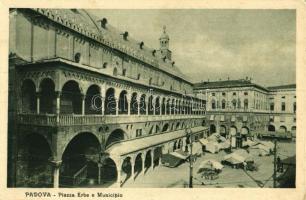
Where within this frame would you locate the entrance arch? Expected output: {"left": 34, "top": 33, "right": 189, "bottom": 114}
{"left": 268, "top": 125, "right": 276, "bottom": 132}
{"left": 105, "top": 129, "right": 126, "bottom": 148}
{"left": 121, "top": 157, "right": 132, "bottom": 185}
{"left": 162, "top": 123, "right": 169, "bottom": 132}
{"left": 241, "top": 127, "right": 249, "bottom": 135}
{"left": 144, "top": 150, "right": 152, "bottom": 173}
{"left": 60, "top": 132, "right": 101, "bottom": 187}
{"left": 118, "top": 90, "right": 128, "bottom": 114}
{"left": 139, "top": 94, "right": 146, "bottom": 115}
{"left": 100, "top": 157, "right": 117, "bottom": 185}
{"left": 220, "top": 125, "right": 227, "bottom": 137}
{"left": 210, "top": 124, "right": 216, "bottom": 134}
{"left": 19, "top": 133, "right": 52, "bottom": 187}
{"left": 134, "top": 153, "right": 143, "bottom": 178}
{"left": 279, "top": 126, "right": 287, "bottom": 133}
{"left": 130, "top": 92, "right": 138, "bottom": 115}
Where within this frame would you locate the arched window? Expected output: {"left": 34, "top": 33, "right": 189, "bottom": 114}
{"left": 221, "top": 99, "right": 226, "bottom": 109}
{"left": 232, "top": 99, "right": 237, "bottom": 109}
{"left": 211, "top": 99, "right": 216, "bottom": 110}
{"left": 113, "top": 68, "right": 118, "bottom": 76}
{"left": 244, "top": 99, "right": 248, "bottom": 110}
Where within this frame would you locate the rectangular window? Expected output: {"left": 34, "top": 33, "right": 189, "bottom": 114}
{"left": 212, "top": 93, "right": 215, "bottom": 96}
{"left": 281, "top": 102, "right": 286, "bottom": 111}
{"left": 270, "top": 103, "right": 274, "bottom": 111}
{"left": 293, "top": 103, "right": 296, "bottom": 113}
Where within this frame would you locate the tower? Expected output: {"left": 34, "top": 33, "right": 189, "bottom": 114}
{"left": 159, "top": 26, "right": 172, "bottom": 61}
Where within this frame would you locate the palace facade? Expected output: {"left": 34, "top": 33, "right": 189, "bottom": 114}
{"left": 8, "top": 9, "right": 207, "bottom": 188}
{"left": 194, "top": 79, "right": 296, "bottom": 147}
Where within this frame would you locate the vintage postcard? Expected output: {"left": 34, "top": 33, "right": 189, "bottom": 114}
{"left": 0, "top": 0, "right": 305, "bottom": 200}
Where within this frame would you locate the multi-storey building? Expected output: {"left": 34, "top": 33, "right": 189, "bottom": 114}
{"left": 194, "top": 79, "right": 296, "bottom": 148}
{"left": 8, "top": 9, "right": 207, "bottom": 188}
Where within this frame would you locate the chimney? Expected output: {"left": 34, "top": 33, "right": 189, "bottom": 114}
{"left": 100, "top": 18, "right": 107, "bottom": 29}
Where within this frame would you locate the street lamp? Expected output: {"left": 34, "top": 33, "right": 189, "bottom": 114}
{"left": 185, "top": 128, "right": 193, "bottom": 188}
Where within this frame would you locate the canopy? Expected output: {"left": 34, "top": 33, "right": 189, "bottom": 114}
{"left": 198, "top": 159, "right": 223, "bottom": 172}
{"left": 205, "top": 142, "right": 221, "bottom": 153}
{"left": 192, "top": 142, "right": 203, "bottom": 155}
{"left": 199, "top": 138, "right": 209, "bottom": 146}
{"left": 223, "top": 153, "right": 245, "bottom": 164}
{"left": 234, "top": 149, "right": 254, "bottom": 162}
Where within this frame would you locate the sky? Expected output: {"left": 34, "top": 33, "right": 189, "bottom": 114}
{"left": 90, "top": 9, "right": 296, "bottom": 87}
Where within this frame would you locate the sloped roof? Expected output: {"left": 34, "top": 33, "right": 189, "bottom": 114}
{"left": 30, "top": 8, "right": 190, "bottom": 82}
{"left": 267, "top": 84, "right": 296, "bottom": 90}
{"left": 194, "top": 79, "right": 269, "bottom": 91}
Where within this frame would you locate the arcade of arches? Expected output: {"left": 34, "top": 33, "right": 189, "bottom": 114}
{"left": 16, "top": 127, "right": 203, "bottom": 188}
{"left": 20, "top": 79, "right": 205, "bottom": 116}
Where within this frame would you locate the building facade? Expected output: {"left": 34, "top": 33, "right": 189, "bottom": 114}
{"left": 194, "top": 79, "right": 296, "bottom": 148}
{"left": 8, "top": 9, "right": 208, "bottom": 188}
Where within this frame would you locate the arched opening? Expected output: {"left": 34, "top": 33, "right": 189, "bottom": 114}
{"left": 230, "top": 126, "right": 237, "bottom": 148}
{"left": 134, "top": 153, "right": 143, "bottom": 179}
{"left": 162, "top": 123, "right": 169, "bottom": 132}
{"left": 220, "top": 125, "right": 227, "bottom": 137}
{"left": 210, "top": 124, "right": 216, "bottom": 134}
{"left": 171, "top": 99, "right": 175, "bottom": 114}
{"left": 153, "top": 147, "right": 162, "bottom": 167}
{"left": 85, "top": 85, "right": 101, "bottom": 115}
{"left": 166, "top": 99, "right": 170, "bottom": 115}
{"left": 100, "top": 158, "right": 117, "bottom": 185}
{"left": 244, "top": 99, "right": 249, "bottom": 110}
{"left": 18, "top": 133, "right": 52, "bottom": 187}
{"left": 118, "top": 90, "right": 128, "bottom": 115}
{"left": 139, "top": 94, "right": 146, "bottom": 115}
{"left": 121, "top": 157, "right": 132, "bottom": 185}
{"left": 105, "top": 88, "right": 116, "bottom": 115}
{"left": 268, "top": 125, "right": 276, "bottom": 132}
{"left": 21, "top": 79, "right": 37, "bottom": 113}
{"left": 221, "top": 99, "right": 226, "bottom": 109}
{"left": 113, "top": 68, "right": 118, "bottom": 76}
{"left": 241, "top": 127, "right": 249, "bottom": 135}
{"left": 232, "top": 99, "right": 237, "bottom": 109}
{"left": 291, "top": 126, "right": 296, "bottom": 137}
{"left": 130, "top": 92, "right": 138, "bottom": 115}
{"left": 230, "top": 126, "right": 237, "bottom": 136}
{"left": 279, "top": 126, "right": 287, "bottom": 133}
{"left": 105, "top": 129, "right": 126, "bottom": 148}
{"left": 39, "top": 78, "right": 56, "bottom": 114}
{"left": 144, "top": 150, "right": 152, "bottom": 173}
{"left": 155, "top": 125, "right": 160, "bottom": 134}
{"left": 177, "top": 139, "right": 182, "bottom": 149}
{"left": 173, "top": 141, "right": 177, "bottom": 151}
{"left": 211, "top": 99, "right": 216, "bottom": 110}
{"left": 161, "top": 98, "right": 166, "bottom": 115}
{"left": 60, "top": 132, "right": 101, "bottom": 187}
{"left": 176, "top": 122, "right": 180, "bottom": 130}
{"left": 148, "top": 96, "right": 154, "bottom": 115}
{"left": 61, "top": 80, "right": 82, "bottom": 114}
{"left": 155, "top": 97, "right": 160, "bottom": 115}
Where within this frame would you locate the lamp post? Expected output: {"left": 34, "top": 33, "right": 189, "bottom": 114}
{"left": 186, "top": 128, "right": 193, "bottom": 188}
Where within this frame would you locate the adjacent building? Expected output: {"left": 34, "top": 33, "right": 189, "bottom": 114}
{"left": 194, "top": 79, "right": 296, "bottom": 147}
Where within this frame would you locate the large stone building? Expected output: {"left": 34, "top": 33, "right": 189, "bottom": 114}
{"left": 8, "top": 9, "right": 208, "bottom": 188}
{"left": 194, "top": 79, "right": 296, "bottom": 148}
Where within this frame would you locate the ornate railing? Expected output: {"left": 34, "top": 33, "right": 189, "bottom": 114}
{"left": 17, "top": 113, "right": 205, "bottom": 126}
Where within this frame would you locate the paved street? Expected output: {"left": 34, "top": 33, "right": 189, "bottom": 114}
{"left": 121, "top": 141, "right": 295, "bottom": 188}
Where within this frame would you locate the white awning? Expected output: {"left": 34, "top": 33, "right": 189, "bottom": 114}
{"left": 220, "top": 115, "right": 225, "bottom": 122}
{"left": 106, "top": 126, "right": 208, "bottom": 157}
{"left": 210, "top": 115, "right": 215, "bottom": 121}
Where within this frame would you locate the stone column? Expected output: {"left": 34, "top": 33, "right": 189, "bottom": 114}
{"left": 50, "top": 160, "right": 62, "bottom": 188}
{"left": 116, "top": 159, "right": 122, "bottom": 188}
{"left": 55, "top": 92, "right": 61, "bottom": 123}
{"left": 97, "top": 163, "right": 102, "bottom": 184}
{"left": 131, "top": 156, "right": 135, "bottom": 181}
{"left": 127, "top": 100, "right": 131, "bottom": 116}
{"left": 81, "top": 94, "right": 85, "bottom": 115}
{"left": 141, "top": 153, "right": 145, "bottom": 175}
{"left": 137, "top": 101, "right": 140, "bottom": 116}
{"left": 36, "top": 92, "right": 40, "bottom": 114}
{"left": 150, "top": 150, "right": 154, "bottom": 170}
{"left": 153, "top": 103, "right": 156, "bottom": 115}
{"left": 145, "top": 101, "right": 149, "bottom": 115}
{"left": 116, "top": 100, "right": 119, "bottom": 116}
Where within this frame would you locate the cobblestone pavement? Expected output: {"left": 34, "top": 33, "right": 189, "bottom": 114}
{"left": 121, "top": 141, "right": 295, "bottom": 188}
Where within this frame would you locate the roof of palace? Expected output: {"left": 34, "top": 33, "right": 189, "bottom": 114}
{"left": 267, "top": 84, "right": 296, "bottom": 91}
{"left": 29, "top": 8, "right": 191, "bottom": 83}
{"left": 193, "top": 79, "right": 269, "bottom": 91}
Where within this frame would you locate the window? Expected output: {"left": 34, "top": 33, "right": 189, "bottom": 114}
{"left": 221, "top": 100, "right": 226, "bottom": 109}
{"left": 282, "top": 96, "right": 286, "bottom": 99}
{"left": 222, "top": 92, "right": 226, "bottom": 96}
{"left": 281, "top": 102, "right": 286, "bottom": 111}
{"left": 122, "top": 69, "right": 126, "bottom": 76}
{"left": 293, "top": 102, "right": 296, "bottom": 113}
{"left": 211, "top": 100, "right": 216, "bottom": 109}
{"left": 244, "top": 99, "right": 248, "bottom": 110}
{"left": 136, "top": 129, "right": 142, "bottom": 137}
{"left": 270, "top": 103, "right": 274, "bottom": 111}
{"left": 233, "top": 92, "right": 236, "bottom": 96}
{"left": 244, "top": 92, "right": 248, "bottom": 96}
{"left": 212, "top": 93, "right": 215, "bottom": 96}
